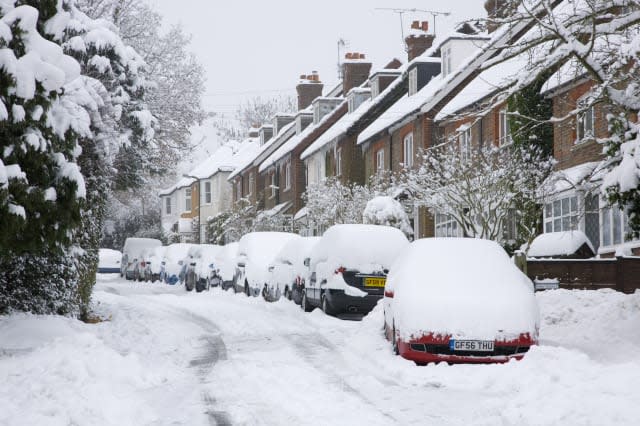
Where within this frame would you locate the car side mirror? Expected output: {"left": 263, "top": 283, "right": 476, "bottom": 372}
{"left": 237, "top": 262, "right": 246, "bottom": 268}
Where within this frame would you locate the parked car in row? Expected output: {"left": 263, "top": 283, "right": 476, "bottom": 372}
{"left": 181, "top": 244, "right": 222, "bottom": 292}
{"left": 216, "top": 242, "right": 239, "bottom": 290}
{"left": 384, "top": 238, "right": 539, "bottom": 364}
{"left": 266, "top": 236, "right": 320, "bottom": 303}
{"left": 234, "top": 232, "right": 300, "bottom": 296}
{"left": 303, "top": 224, "right": 409, "bottom": 318}
{"left": 120, "top": 238, "right": 162, "bottom": 280}
{"left": 98, "top": 249, "right": 122, "bottom": 274}
{"left": 160, "top": 243, "right": 197, "bottom": 285}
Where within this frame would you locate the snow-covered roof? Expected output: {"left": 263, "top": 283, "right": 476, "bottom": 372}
{"left": 228, "top": 123, "right": 295, "bottom": 180}
{"left": 158, "top": 176, "right": 195, "bottom": 196}
{"left": 301, "top": 70, "right": 405, "bottom": 159}
{"left": 543, "top": 162, "right": 604, "bottom": 196}
{"left": 260, "top": 100, "right": 348, "bottom": 170}
{"left": 528, "top": 231, "right": 595, "bottom": 258}
{"left": 187, "top": 141, "right": 240, "bottom": 180}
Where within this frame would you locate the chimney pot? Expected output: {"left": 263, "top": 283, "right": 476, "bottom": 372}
{"left": 300, "top": 74, "right": 306, "bottom": 80}
{"left": 411, "top": 20, "right": 420, "bottom": 30}
{"left": 421, "top": 21, "right": 429, "bottom": 32}
{"left": 359, "top": 53, "right": 365, "bottom": 59}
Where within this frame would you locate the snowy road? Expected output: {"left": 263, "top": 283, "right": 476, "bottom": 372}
{"left": 1, "top": 275, "right": 640, "bottom": 426}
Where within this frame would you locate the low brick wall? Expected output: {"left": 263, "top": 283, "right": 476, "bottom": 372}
{"left": 527, "top": 257, "right": 640, "bottom": 294}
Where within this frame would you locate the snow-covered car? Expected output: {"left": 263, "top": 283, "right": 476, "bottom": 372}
{"left": 266, "top": 236, "right": 320, "bottom": 303}
{"left": 215, "top": 242, "right": 239, "bottom": 290}
{"left": 384, "top": 238, "right": 539, "bottom": 364}
{"left": 303, "top": 224, "right": 409, "bottom": 317}
{"left": 234, "top": 232, "right": 300, "bottom": 296}
{"left": 120, "top": 238, "right": 162, "bottom": 280}
{"left": 182, "top": 244, "right": 223, "bottom": 292}
{"left": 98, "top": 249, "right": 122, "bottom": 274}
{"left": 146, "top": 246, "right": 166, "bottom": 282}
{"left": 160, "top": 243, "right": 197, "bottom": 285}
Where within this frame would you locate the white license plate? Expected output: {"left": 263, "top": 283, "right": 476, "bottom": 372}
{"left": 449, "top": 340, "right": 494, "bottom": 352}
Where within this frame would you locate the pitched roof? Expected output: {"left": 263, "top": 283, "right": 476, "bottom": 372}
{"left": 188, "top": 141, "right": 241, "bottom": 180}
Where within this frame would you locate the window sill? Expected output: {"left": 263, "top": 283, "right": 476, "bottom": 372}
{"left": 572, "top": 137, "right": 596, "bottom": 148}
{"left": 283, "top": 186, "right": 291, "bottom": 192}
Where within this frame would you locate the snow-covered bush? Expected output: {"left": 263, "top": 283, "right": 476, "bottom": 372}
{"left": 363, "top": 196, "right": 413, "bottom": 238}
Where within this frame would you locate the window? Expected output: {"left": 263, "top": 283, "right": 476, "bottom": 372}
{"left": 499, "top": 109, "right": 512, "bottom": 146}
{"left": 376, "top": 149, "right": 384, "bottom": 174}
{"left": 165, "top": 197, "right": 171, "bottom": 215}
{"left": 544, "top": 195, "right": 578, "bottom": 233}
{"left": 271, "top": 173, "right": 277, "bottom": 198}
{"left": 442, "top": 45, "right": 452, "bottom": 76}
{"left": 459, "top": 127, "right": 471, "bottom": 163}
{"left": 409, "top": 68, "right": 418, "bottom": 96}
{"left": 601, "top": 206, "right": 633, "bottom": 248}
{"left": 203, "top": 181, "right": 211, "bottom": 204}
{"left": 336, "top": 148, "right": 342, "bottom": 176}
{"left": 185, "top": 188, "right": 192, "bottom": 211}
{"left": 403, "top": 133, "right": 414, "bottom": 167}
{"left": 435, "top": 213, "right": 461, "bottom": 238}
{"left": 577, "top": 104, "right": 595, "bottom": 142}
{"left": 371, "top": 78, "right": 380, "bottom": 98}
{"left": 285, "top": 161, "right": 291, "bottom": 190}
{"left": 248, "top": 172, "right": 254, "bottom": 195}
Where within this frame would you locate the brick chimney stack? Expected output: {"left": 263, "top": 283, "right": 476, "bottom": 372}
{"left": 405, "top": 21, "right": 435, "bottom": 61}
{"left": 296, "top": 71, "right": 323, "bottom": 111}
{"left": 484, "top": 0, "right": 516, "bottom": 33}
{"left": 341, "top": 52, "right": 372, "bottom": 94}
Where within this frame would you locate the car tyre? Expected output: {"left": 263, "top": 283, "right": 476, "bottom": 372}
{"left": 244, "top": 281, "right": 250, "bottom": 297}
{"left": 301, "top": 291, "right": 313, "bottom": 313}
{"left": 284, "top": 286, "right": 292, "bottom": 301}
{"left": 321, "top": 294, "right": 331, "bottom": 316}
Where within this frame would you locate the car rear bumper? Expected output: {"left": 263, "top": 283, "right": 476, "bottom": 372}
{"left": 325, "top": 290, "right": 381, "bottom": 316}
{"left": 397, "top": 335, "right": 535, "bottom": 364}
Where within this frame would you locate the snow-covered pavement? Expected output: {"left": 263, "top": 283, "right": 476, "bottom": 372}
{"left": 1, "top": 275, "right": 640, "bottom": 426}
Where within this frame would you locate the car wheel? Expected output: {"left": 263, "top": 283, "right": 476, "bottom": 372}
{"left": 321, "top": 294, "right": 331, "bottom": 316}
{"left": 244, "top": 281, "right": 250, "bottom": 297}
{"left": 301, "top": 291, "right": 313, "bottom": 313}
{"left": 284, "top": 286, "right": 291, "bottom": 301}
{"left": 392, "top": 325, "right": 399, "bottom": 356}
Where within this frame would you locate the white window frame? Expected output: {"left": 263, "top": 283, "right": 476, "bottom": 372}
{"left": 248, "top": 172, "right": 254, "bottom": 196}
{"left": 435, "top": 213, "right": 461, "bottom": 238}
{"left": 284, "top": 161, "right": 291, "bottom": 190}
{"left": 185, "top": 188, "right": 192, "bottom": 212}
{"left": 544, "top": 195, "right": 579, "bottom": 233}
{"left": 336, "top": 147, "right": 342, "bottom": 176}
{"left": 403, "top": 132, "right": 414, "bottom": 168}
{"left": 459, "top": 127, "right": 471, "bottom": 163}
{"left": 165, "top": 197, "right": 171, "bottom": 215}
{"left": 376, "top": 149, "right": 384, "bottom": 174}
{"left": 499, "top": 109, "right": 513, "bottom": 147}
{"left": 576, "top": 99, "right": 595, "bottom": 142}
{"left": 442, "top": 45, "right": 452, "bottom": 76}
{"left": 600, "top": 205, "right": 634, "bottom": 248}
{"left": 202, "top": 181, "right": 211, "bottom": 204}
{"left": 371, "top": 78, "right": 380, "bottom": 98}
{"left": 409, "top": 68, "right": 418, "bottom": 96}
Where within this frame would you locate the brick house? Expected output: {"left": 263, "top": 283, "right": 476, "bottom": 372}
{"left": 229, "top": 131, "right": 260, "bottom": 206}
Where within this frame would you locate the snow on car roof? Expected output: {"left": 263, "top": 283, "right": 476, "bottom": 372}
{"left": 98, "top": 249, "right": 121, "bottom": 268}
{"left": 310, "top": 224, "right": 409, "bottom": 273}
{"left": 274, "top": 236, "right": 321, "bottom": 269}
{"left": 528, "top": 231, "right": 594, "bottom": 258}
{"left": 238, "top": 232, "right": 300, "bottom": 266}
{"left": 388, "top": 238, "right": 538, "bottom": 341}
{"left": 122, "top": 238, "right": 162, "bottom": 256}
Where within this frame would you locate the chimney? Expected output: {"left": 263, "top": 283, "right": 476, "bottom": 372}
{"left": 341, "top": 52, "right": 372, "bottom": 94}
{"left": 296, "top": 71, "right": 324, "bottom": 111}
{"left": 484, "top": 0, "right": 516, "bottom": 33}
{"left": 405, "top": 21, "right": 435, "bottom": 61}
{"left": 404, "top": 21, "right": 435, "bottom": 62}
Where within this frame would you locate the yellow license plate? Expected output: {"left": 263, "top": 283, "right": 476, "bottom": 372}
{"left": 364, "top": 277, "right": 386, "bottom": 288}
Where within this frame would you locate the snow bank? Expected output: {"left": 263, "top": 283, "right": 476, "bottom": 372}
{"left": 388, "top": 238, "right": 538, "bottom": 340}
{"left": 310, "top": 224, "right": 409, "bottom": 273}
{"left": 528, "top": 231, "right": 594, "bottom": 257}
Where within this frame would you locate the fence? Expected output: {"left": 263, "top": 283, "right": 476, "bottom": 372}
{"left": 527, "top": 257, "right": 640, "bottom": 294}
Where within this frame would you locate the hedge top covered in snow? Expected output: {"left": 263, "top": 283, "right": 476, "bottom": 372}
{"left": 310, "top": 224, "right": 409, "bottom": 274}
{"left": 388, "top": 238, "right": 539, "bottom": 341}
{"left": 528, "top": 231, "right": 594, "bottom": 258}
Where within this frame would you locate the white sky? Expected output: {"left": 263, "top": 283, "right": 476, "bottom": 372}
{"left": 151, "top": 0, "right": 487, "bottom": 117}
